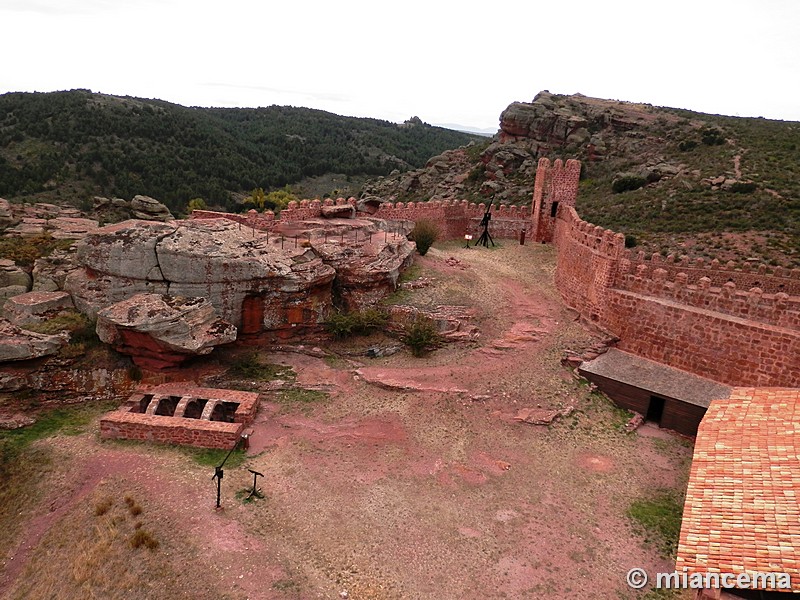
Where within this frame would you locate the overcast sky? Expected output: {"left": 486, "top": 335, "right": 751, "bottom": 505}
{"left": 2, "top": 0, "right": 799, "bottom": 130}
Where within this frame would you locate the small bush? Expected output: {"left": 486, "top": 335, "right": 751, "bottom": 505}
{"left": 129, "top": 503, "right": 143, "bottom": 516}
{"left": 0, "top": 234, "right": 75, "bottom": 267}
{"left": 325, "top": 308, "right": 388, "bottom": 339}
{"left": 730, "top": 181, "right": 757, "bottom": 194}
{"left": 130, "top": 529, "right": 159, "bottom": 550}
{"left": 467, "top": 164, "right": 485, "bottom": 182}
{"left": 409, "top": 219, "right": 440, "bottom": 256}
{"left": 127, "top": 364, "right": 143, "bottom": 382}
{"left": 94, "top": 497, "right": 114, "bottom": 516}
{"left": 612, "top": 174, "right": 647, "bottom": 194}
{"left": 229, "top": 353, "right": 293, "bottom": 381}
{"left": 401, "top": 316, "right": 441, "bottom": 357}
{"left": 624, "top": 234, "right": 638, "bottom": 248}
{"left": 678, "top": 140, "right": 698, "bottom": 152}
{"left": 700, "top": 127, "right": 726, "bottom": 146}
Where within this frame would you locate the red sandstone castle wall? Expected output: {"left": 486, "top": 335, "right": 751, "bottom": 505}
{"left": 191, "top": 199, "right": 533, "bottom": 241}
{"left": 551, "top": 175, "right": 800, "bottom": 387}
{"left": 604, "top": 289, "right": 800, "bottom": 387}
{"left": 552, "top": 206, "right": 625, "bottom": 321}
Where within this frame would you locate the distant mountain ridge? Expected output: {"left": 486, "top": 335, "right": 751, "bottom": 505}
{"left": 365, "top": 91, "right": 800, "bottom": 267}
{"left": 0, "top": 90, "right": 481, "bottom": 212}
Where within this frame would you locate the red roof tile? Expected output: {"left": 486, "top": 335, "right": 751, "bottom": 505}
{"left": 677, "top": 387, "right": 800, "bottom": 591}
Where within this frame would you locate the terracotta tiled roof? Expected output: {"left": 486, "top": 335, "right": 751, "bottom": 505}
{"left": 676, "top": 387, "right": 800, "bottom": 591}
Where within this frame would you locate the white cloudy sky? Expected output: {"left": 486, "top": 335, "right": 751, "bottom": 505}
{"left": 1, "top": 0, "right": 799, "bottom": 130}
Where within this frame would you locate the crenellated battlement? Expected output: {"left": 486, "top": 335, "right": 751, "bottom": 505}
{"left": 619, "top": 251, "right": 800, "bottom": 295}
{"left": 557, "top": 206, "right": 625, "bottom": 260}
{"left": 615, "top": 266, "right": 800, "bottom": 329}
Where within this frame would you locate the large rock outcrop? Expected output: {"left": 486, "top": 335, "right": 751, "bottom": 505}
{"left": 96, "top": 294, "right": 237, "bottom": 370}
{"left": 66, "top": 216, "right": 413, "bottom": 339}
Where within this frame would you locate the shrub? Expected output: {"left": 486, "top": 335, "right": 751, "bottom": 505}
{"left": 409, "top": 219, "right": 440, "bottom": 256}
{"left": 130, "top": 529, "right": 159, "bottom": 550}
{"left": 94, "top": 497, "right": 114, "bottom": 516}
{"left": 467, "top": 164, "right": 485, "bottom": 182}
{"left": 627, "top": 490, "right": 684, "bottom": 558}
{"left": 611, "top": 174, "right": 647, "bottom": 194}
{"left": 228, "top": 353, "right": 293, "bottom": 381}
{"left": 401, "top": 316, "right": 441, "bottom": 357}
{"left": 700, "top": 127, "right": 726, "bottom": 145}
{"left": 325, "top": 308, "right": 388, "bottom": 339}
{"left": 624, "top": 234, "right": 638, "bottom": 248}
{"left": 730, "top": 181, "right": 757, "bottom": 194}
{"left": 0, "top": 234, "right": 75, "bottom": 267}
{"left": 127, "top": 364, "right": 143, "bottom": 382}
{"left": 678, "top": 140, "right": 698, "bottom": 152}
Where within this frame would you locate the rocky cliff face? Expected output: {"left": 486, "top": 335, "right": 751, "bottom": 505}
{"left": 362, "top": 90, "right": 688, "bottom": 205}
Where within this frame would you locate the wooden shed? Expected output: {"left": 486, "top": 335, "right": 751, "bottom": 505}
{"left": 578, "top": 349, "right": 731, "bottom": 436}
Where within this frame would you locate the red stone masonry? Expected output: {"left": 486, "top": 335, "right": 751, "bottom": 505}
{"left": 100, "top": 384, "right": 260, "bottom": 450}
{"left": 190, "top": 198, "right": 533, "bottom": 241}
{"left": 547, "top": 160, "right": 800, "bottom": 388}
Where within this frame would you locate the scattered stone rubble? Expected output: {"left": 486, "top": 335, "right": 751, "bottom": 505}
{"left": 386, "top": 305, "right": 480, "bottom": 342}
{"left": 513, "top": 405, "right": 575, "bottom": 425}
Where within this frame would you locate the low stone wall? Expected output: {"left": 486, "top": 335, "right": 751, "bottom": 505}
{"left": 100, "top": 412, "right": 244, "bottom": 449}
{"left": 190, "top": 199, "right": 533, "bottom": 241}
{"left": 100, "top": 385, "right": 259, "bottom": 449}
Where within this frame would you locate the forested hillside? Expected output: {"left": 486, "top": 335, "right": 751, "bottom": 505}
{"left": 0, "top": 90, "right": 479, "bottom": 212}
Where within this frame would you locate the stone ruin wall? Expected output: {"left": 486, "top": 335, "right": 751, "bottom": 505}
{"left": 100, "top": 386, "right": 258, "bottom": 449}
{"left": 547, "top": 160, "right": 800, "bottom": 387}
{"left": 192, "top": 197, "right": 533, "bottom": 242}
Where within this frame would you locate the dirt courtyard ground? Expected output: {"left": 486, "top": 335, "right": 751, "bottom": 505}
{"left": 0, "top": 241, "right": 693, "bottom": 599}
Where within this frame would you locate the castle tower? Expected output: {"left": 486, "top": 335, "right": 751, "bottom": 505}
{"left": 530, "top": 157, "right": 581, "bottom": 243}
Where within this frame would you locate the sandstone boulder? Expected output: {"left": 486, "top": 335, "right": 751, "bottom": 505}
{"left": 32, "top": 250, "right": 79, "bottom": 292}
{"left": 321, "top": 204, "right": 355, "bottom": 219}
{"left": 3, "top": 291, "right": 74, "bottom": 326}
{"left": 0, "top": 260, "right": 32, "bottom": 298}
{"left": 96, "top": 293, "right": 237, "bottom": 370}
{"left": 130, "top": 195, "right": 173, "bottom": 221}
{"left": 0, "top": 318, "right": 67, "bottom": 362}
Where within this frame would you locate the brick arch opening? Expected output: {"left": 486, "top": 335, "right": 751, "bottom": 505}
{"left": 183, "top": 399, "right": 208, "bottom": 419}
{"left": 154, "top": 395, "right": 181, "bottom": 417}
{"left": 210, "top": 401, "right": 239, "bottom": 423}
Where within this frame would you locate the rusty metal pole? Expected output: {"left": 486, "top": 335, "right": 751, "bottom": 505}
{"left": 520, "top": 228, "right": 526, "bottom": 245}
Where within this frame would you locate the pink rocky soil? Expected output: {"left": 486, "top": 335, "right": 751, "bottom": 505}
{"left": 1, "top": 242, "right": 694, "bottom": 600}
